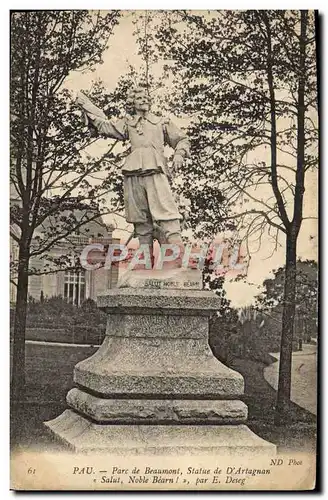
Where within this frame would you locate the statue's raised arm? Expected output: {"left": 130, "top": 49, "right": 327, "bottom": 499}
{"left": 75, "top": 91, "right": 127, "bottom": 140}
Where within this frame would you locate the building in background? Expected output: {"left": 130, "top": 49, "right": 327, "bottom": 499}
{"left": 10, "top": 182, "right": 119, "bottom": 304}
{"left": 27, "top": 220, "right": 119, "bottom": 305}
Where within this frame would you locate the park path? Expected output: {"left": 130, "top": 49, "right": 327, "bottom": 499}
{"left": 264, "top": 344, "right": 317, "bottom": 415}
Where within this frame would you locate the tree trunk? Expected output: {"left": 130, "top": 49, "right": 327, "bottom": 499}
{"left": 11, "top": 243, "right": 30, "bottom": 404}
{"left": 275, "top": 231, "right": 297, "bottom": 424}
{"left": 274, "top": 10, "right": 308, "bottom": 426}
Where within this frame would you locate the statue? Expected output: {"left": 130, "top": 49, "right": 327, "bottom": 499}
{"left": 45, "top": 87, "right": 275, "bottom": 459}
{"left": 76, "top": 85, "right": 190, "bottom": 257}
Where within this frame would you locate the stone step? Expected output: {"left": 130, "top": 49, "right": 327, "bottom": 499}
{"left": 67, "top": 388, "right": 248, "bottom": 424}
{"left": 45, "top": 409, "right": 275, "bottom": 455}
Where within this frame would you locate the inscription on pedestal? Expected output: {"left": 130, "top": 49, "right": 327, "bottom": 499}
{"left": 117, "top": 269, "right": 203, "bottom": 290}
{"left": 145, "top": 279, "right": 200, "bottom": 290}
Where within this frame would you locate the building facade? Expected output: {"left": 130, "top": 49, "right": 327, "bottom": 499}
{"left": 10, "top": 211, "right": 119, "bottom": 305}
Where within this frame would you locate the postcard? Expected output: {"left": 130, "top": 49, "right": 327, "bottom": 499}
{"left": 10, "top": 9, "right": 318, "bottom": 491}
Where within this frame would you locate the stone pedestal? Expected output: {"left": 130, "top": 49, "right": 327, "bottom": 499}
{"left": 45, "top": 286, "right": 275, "bottom": 455}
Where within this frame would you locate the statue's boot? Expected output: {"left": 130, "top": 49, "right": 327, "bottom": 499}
{"left": 134, "top": 222, "right": 154, "bottom": 270}
{"left": 159, "top": 219, "right": 184, "bottom": 269}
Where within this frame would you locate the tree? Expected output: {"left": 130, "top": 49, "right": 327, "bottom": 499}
{"left": 10, "top": 10, "right": 121, "bottom": 402}
{"left": 258, "top": 259, "right": 318, "bottom": 341}
{"left": 141, "top": 10, "right": 318, "bottom": 422}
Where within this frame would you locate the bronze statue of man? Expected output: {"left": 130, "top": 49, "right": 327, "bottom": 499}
{"left": 76, "top": 85, "right": 190, "bottom": 250}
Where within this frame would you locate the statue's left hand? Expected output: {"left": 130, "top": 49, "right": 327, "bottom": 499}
{"left": 172, "top": 154, "right": 184, "bottom": 170}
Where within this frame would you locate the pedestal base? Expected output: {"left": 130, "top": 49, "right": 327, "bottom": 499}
{"left": 45, "top": 409, "right": 275, "bottom": 456}
{"left": 44, "top": 287, "right": 276, "bottom": 455}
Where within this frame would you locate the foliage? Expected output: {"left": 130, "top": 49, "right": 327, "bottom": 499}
{"left": 134, "top": 9, "right": 318, "bottom": 422}
{"left": 10, "top": 10, "right": 120, "bottom": 400}
{"left": 149, "top": 10, "right": 318, "bottom": 243}
{"left": 257, "top": 259, "right": 318, "bottom": 338}
{"left": 10, "top": 11, "right": 124, "bottom": 280}
{"left": 25, "top": 296, "right": 107, "bottom": 327}
{"left": 209, "top": 305, "right": 285, "bottom": 365}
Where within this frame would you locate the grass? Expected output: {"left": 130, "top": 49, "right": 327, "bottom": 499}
{"left": 11, "top": 343, "right": 316, "bottom": 454}
{"left": 11, "top": 343, "right": 98, "bottom": 452}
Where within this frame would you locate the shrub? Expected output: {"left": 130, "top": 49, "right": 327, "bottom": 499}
{"left": 11, "top": 296, "right": 108, "bottom": 344}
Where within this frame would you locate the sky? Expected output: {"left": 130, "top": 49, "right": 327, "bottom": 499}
{"left": 63, "top": 11, "right": 318, "bottom": 307}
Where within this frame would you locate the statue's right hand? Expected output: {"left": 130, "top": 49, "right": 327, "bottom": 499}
{"left": 75, "top": 91, "right": 89, "bottom": 108}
